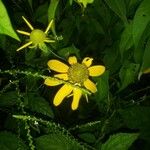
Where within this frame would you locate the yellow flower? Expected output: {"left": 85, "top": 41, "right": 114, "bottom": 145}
{"left": 16, "top": 16, "right": 55, "bottom": 51}
{"left": 44, "top": 56, "right": 105, "bottom": 110}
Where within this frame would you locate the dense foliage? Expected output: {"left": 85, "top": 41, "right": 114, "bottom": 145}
{"left": 0, "top": 0, "right": 150, "bottom": 149}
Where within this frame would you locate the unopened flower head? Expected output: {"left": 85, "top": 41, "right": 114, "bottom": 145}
{"left": 44, "top": 56, "right": 105, "bottom": 110}
{"left": 16, "top": 16, "right": 55, "bottom": 51}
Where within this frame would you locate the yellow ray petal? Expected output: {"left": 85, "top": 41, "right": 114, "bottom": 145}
{"left": 44, "top": 39, "right": 55, "bottom": 43}
{"left": 22, "top": 16, "right": 34, "bottom": 30}
{"left": 45, "top": 20, "right": 53, "bottom": 34}
{"left": 68, "top": 56, "right": 77, "bottom": 65}
{"left": 16, "top": 41, "right": 33, "bottom": 51}
{"left": 88, "top": 65, "right": 105, "bottom": 76}
{"left": 54, "top": 73, "right": 68, "bottom": 80}
{"left": 44, "top": 78, "right": 61, "bottom": 86}
{"left": 48, "top": 60, "right": 69, "bottom": 73}
{"left": 71, "top": 88, "right": 82, "bottom": 110}
{"left": 53, "top": 84, "right": 73, "bottom": 106}
{"left": 17, "top": 30, "right": 30, "bottom": 36}
{"left": 82, "top": 57, "right": 93, "bottom": 67}
{"left": 84, "top": 79, "right": 97, "bottom": 93}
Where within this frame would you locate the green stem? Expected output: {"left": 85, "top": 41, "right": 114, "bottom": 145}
{"left": 0, "top": 69, "right": 91, "bottom": 95}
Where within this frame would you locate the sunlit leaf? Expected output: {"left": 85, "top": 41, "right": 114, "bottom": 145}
{"left": 140, "top": 38, "right": 150, "bottom": 75}
{"left": 133, "top": 0, "right": 150, "bottom": 47}
{"left": 77, "top": 0, "right": 94, "bottom": 8}
{"left": 0, "top": 0, "right": 20, "bottom": 41}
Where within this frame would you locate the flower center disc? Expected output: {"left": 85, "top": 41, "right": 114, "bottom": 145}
{"left": 68, "top": 63, "right": 89, "bottom": 84}
{"left": 30, "top": 29, "right": 46, "bottom": 44}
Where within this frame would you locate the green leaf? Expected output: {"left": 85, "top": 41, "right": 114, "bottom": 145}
{"left": 119, "top": 106, "right": 150, "bottom": 129}
{"left": 133, "top": 0, "right": 150, "bottom": 47}
{"left": 119, "top": 22, "right": 133, "bottom": 58}
{"left": 0, "top": 91, "right": 19, "bottom": 107}
{"left": 103, "top": 46, "right": 121, "bottom": 74}
{"left": 119, "top": 61, "right": 140, "bottom": 91}
{"left": 77, "top": 0, "right": 94, "bottom": 8}
{"left": 48, "top": 0, "right": 60, "bottom": 21}
{"left": 58, "top": 45, "right": 80, "bottom": 59}
{"left": 39, "top": 43, "right": 49, "bottom": 55}
{"left": 0, "top": 0, "right": 20, "bottom": 41}
{"left": 25, "top": 93, "right": 54, "bottom": 118}
{"left": 78, "top": 133, "right": 96, "bottom": 143}
{"left": 101, "top": 133, "right": 139, "bottom": 150}
{"left": 95, "top": 71, "right": 109, "bottom": 103}
{"left": 140, "top": 38, "right": 150, "bottom": 74}
{"left": 35, "top": 2, "right": 48, "bottom": 24}
{"left": 104, "top": 0, "right": 127, "bottom": 24}
{"left": 119, "top": 106, "right": 150, "bottom": 139}
{"left": 36, "top": 133, "right": 83, "bottom": 150}
{"left": 0, "top": 131, "right": 27, "bottom": 150}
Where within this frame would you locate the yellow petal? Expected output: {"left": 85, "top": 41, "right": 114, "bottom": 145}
{"left": 68, "top": 56, "right": 77, "bottom": 65}
{"left": 71, "top": 88, "right": 82, "bottom": 110}
{"left": 54, "top": 74, "right": 68, "bottom": 80}
{"left": 44, "top": 78, "right": 61, "bottom": 86}
{"left": 44, "top": 39, "right": 55, "bottom": 43}
{"left": 53, "top": 84, "right": 73, "bottom": 106}
{"left": 22, "top": 16, "right": 34, "bottom": 30}
{"left": 47, "top": 60, "right": 69, "bottom": 73}
{"left": 82, "top": 57, "right": 93, "bottom": 67}
{"left": 17, "top": 30, "right": 30, "bottom": 36}
{"left": 16, "top": 41, "right": 33, "bottom": 51}
{"left": 143, "top": 68, "right": 150, "bottom": 74}
{"left": 88, "top": 65, "right": 105, "bottom": 76}
{"left": 45, "top": 20, "right": 53, "bottom": 34}
{"left": 84, "top": 79, "right": 97, "bottom": 93}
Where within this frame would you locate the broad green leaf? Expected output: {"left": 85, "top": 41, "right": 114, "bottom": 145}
{"left": 95, "top": 71, "right": 109, "bottom": 103}
{"left": 119, "top": 22, "right": 133, "bottom": 58}
{"left": 36, "top": 133, "right": 83, "bottom": 150}
{"left": 25, "top": 93, "right": 54, "bottom": 118}
{"left": 104, "top": 0, "right": 127, "bottom": 24}
{"left": 48, "top": 0, "right": 60, "bottom": 36}
{"left": 78, "top": 133, "right": 96, "bottom": 143}
{"left": 28, "top": 0, "right": 33, "bottom": 9}
{"left": 69, "top": 0, "right": 73, "bottom": 5}
{"left": 0, "top": 0, "right": 20, "bottom": 41}
{"left": 0, "top": 131, "right": 27, "bottom": 150}
{"left": 119, "top": 61, "right": 140, "bottom": 91}
{"left": 0, "top": 91, "right": 19, "bottom": 107}
{"left": 48, "top": 0, "right": 59, "bottom": 21}
{"left": 140, "top": 38, "right": 150, "bottom": 74}
{"left": 101, "top": 133, "right": 139, "bottom": 150}
{"left": 35, "top": 2, "right": 48, "bottom": 24}
{"left": 58, "top": 45, "right": 80, "bottom": 58}
{"left": 119, "top": 106, "right": 150, "bottom": 129}
{"left": 103, "top": 46, "right": 121, "bottom": 74}
{"left": 119, "top": 106, "right": 150, "bottom": 139}
{"left": 77, "top": 0, "right": 94, "bottom": 8}
{"left": 133, "top": 0, "right": 150, "bottom": 47}
{"left": 39, "top": 43, "right": 49, "bottom": 55}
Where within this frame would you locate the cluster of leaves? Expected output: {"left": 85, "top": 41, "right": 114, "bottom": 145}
{"left": 0, "top": 0, "right": 150, "bottom": 149}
